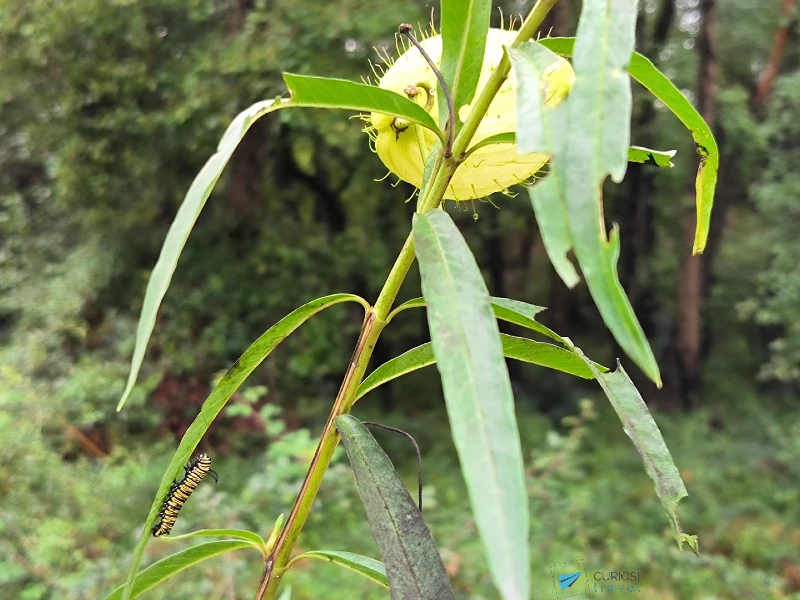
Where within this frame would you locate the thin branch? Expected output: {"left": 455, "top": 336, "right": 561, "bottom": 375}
{"left": 362, "top": 421, "right": 423, "bottom": 511}
{"left": 399, "top": 24, "right": 456, "bottom": 157}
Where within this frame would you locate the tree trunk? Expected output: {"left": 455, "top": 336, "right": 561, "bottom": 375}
{"left": 676, "top": 0, "right": 718, "bottom": 405}
{"left": 753, "top": 0, "right": 798, "bottom": 110}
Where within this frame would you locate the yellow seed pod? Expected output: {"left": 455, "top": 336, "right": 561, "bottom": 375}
{"left": 368, "top": 29, "right": 575, "bottom": 200}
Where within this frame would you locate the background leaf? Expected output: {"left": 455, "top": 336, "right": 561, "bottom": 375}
{"left": 104, "top": 541, "right": 254, "bottom": 600}
{"left": 438, "top": 0, "right": 492, "bottom": 128}
{"left": 287, "top": 550, "right": 388, "bottom": 588}
{"left": 413, "top": 210, "right": 529, "bottom": 600}
{"left": 628, "top": 145, "right": 676, "bottom": 167}
{"left": 119, "top": 294, "right": 366, "bottom": 600}
{"left": 570, "top": 344, "right": 695, "bottom": 548}
{"left": 539, "top": 37, "right": 719, "bottom": 254}
{"left": 118, "top": 98, "right": 290, "bottom": 410}
{"left": 335, "top": 415, "right": 455, "bottom": 600}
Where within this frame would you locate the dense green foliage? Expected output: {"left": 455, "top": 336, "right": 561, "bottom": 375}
{"left": 2, "top": 0, "right": 800, "bottom": 597}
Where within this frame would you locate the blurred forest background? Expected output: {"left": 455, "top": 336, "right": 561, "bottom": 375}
{"left": 2, "top": 0, "right": 800, "bottom": 598}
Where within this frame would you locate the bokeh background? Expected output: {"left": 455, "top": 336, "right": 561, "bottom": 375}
{"left": 2, "top": 0, "right": 799, "bottom": 598}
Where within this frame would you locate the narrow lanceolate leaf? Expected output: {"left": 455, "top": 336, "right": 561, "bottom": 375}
{"left": 356, "top": 334, "right": 601, "bottom": 400}
{"left": 539, "top": 37, "right": 718, "bottom": 254}
{"left": 104, "top": 541, "right": 253, "bottom": 600}
{"left": 287, "top": 550, "right": 389, "bottom": 588}
{"left": 283, "top": 73, "right": 441, "bottom": 136}
{"left": 335, "top": 415, "right": 455, "bottom": 600}
{"left": 390, "top": 296, "right": 561, "bottom": 345}
{"left": 118, "top": 97, "right": 291, "bottom": 410}
{"left": 570, "top": 344, "right": 696, "bottom": 551}
{"left": 120, "top": 294, "right": 366, "bottom": 600}
{"left": 159, "top": 529, "right": 266, "bottom": 554}
{"left": 562, "top": 0, "right": 660, "bottom": 386}
{"left": 118, "top": 75, "right": 442, "bottom": 412}
{"left": 512, "top": 12, "right": 660, "bottom": 386}
{"left": 438, "top": 0, "right": 492, "bottom": 127}
{"left": 413, "top": 210, "right": 529, "bottom": 600}
{"left": 508, "top": 43, "right": 579, "bottom": 289}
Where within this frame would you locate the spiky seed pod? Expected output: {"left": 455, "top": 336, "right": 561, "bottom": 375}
{"left": 367, "top": 28, "right": 574, "bottom": 200}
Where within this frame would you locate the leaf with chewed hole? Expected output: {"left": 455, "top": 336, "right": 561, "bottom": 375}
{"left": 570, "top": 343, "right": 696, "bottom": 551}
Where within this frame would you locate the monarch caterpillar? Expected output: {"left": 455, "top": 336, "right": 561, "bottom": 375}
{"left": 152, "top": 453, "right": 218, "bottom": 537}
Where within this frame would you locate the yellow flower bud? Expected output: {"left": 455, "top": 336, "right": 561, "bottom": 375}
{"left": 368, "top": 28, "right": 575, "bottom": 200}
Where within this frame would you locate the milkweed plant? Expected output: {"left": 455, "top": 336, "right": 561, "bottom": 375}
{"left": 108, "top": 0, "right": 716, "bottom": 599}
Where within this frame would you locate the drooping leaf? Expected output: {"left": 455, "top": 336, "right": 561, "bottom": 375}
{"left": 508, "top": 44, "right": 579, "bottom": 289}
{"left": 117, "top": 98, "right": 290, "bottom": 410}
{"left": 283, "top": 73, "right": 441, "bottom": 136}
{"left": 335, "top": 415, "right": 455, "bottom": 600}
{"left": 160, "top": 528, "right": 266, "bottom": 554}
{"left": 356, "top": 334, "right": 602, "bottom": 400}
{"left": 562, "top": 0, "right": 660, "bottom": 386}
{"left": 287, "top": 550, "right": 388, "bottom": 588}
{"left": 118, "top": 73, "right": 443, "bottom": 411}
{"left": 438, "top": 0, "right": 492, "bottom": 127}
{"left": 539, "top": 37, "right": 718, "bottom": 254}
{"left": 119, "top": 294, "right": 366, "bottom": 600}
{"left": 104, "top": 541, "right": 254, "bottom": 600}
{"left": 511, "top": 15, "right": 661, "bottom": 387}
{"left": 413, "top": 210, "right": 529, "bottom": 600}
{"left": 570, "top": 344, "right": 696, "bottom": 550}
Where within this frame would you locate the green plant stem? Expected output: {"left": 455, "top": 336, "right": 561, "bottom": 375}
{"left": 255, "top": 1, "right": 560, "bottom": 597}
{"left": 255, "top": 235, "right": 416, "bottom": 600}
{"left": 451, "top": 0, "right": 561, "bottom": 158}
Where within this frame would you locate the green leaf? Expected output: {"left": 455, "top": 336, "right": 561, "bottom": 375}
{"left": 488, "top": 297, "right": 563, "bottom": 344}
{"left": 508, "top": 44, "right": 579, "bottom": 290}
{"left": 118, "top": 73, "right": 442, "bottom": 411}
{"left": 439, "top": 0, "right": 492, "bottom": 128}
{"left": 390, "top": 296, "right": 561, "bottom": 344}
{"left": 562, "top": 1, "right": 659, "bottom": 387}
{"left": 628, "top": 145, "right": 676, "bottom": 168}
{"left": 539, "top": 37, "right": 719, "bottom": 254}
{"left": 500, "top": 335, "right": 602, "bottom": 379}
{"left": 471, "top": 132, "right": 676, "bottom": 169}
{"left": 335, "top": 415, "right": 455, "bottom": 600}
{"left": 283, "top": 73, "right": 441, "bottom": 137}
{"left": 569, "top": 344, "right": 696, "bottom": 550}
{"left": 357, "top": 334, "right": 602, "bottom": 399}
{"left": 117, "top": 98, "right": 291, "bottom": 410}
{"left": 287, "top": 550, "right": 388, "bottom": 588}
{"left": 104, "top": 541, "right": 253, "bottom": 600}
{"left": 119, "top": 294, "right": 366, "bottom": 600}
{"left": 159, "top": 528, "right": 266, "bottom": 553}
{"left": 413, "top": 210, "right": 529, "bottom": 600}
{"left": 511, "top": 16, "right": 661, "bottom": 387}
